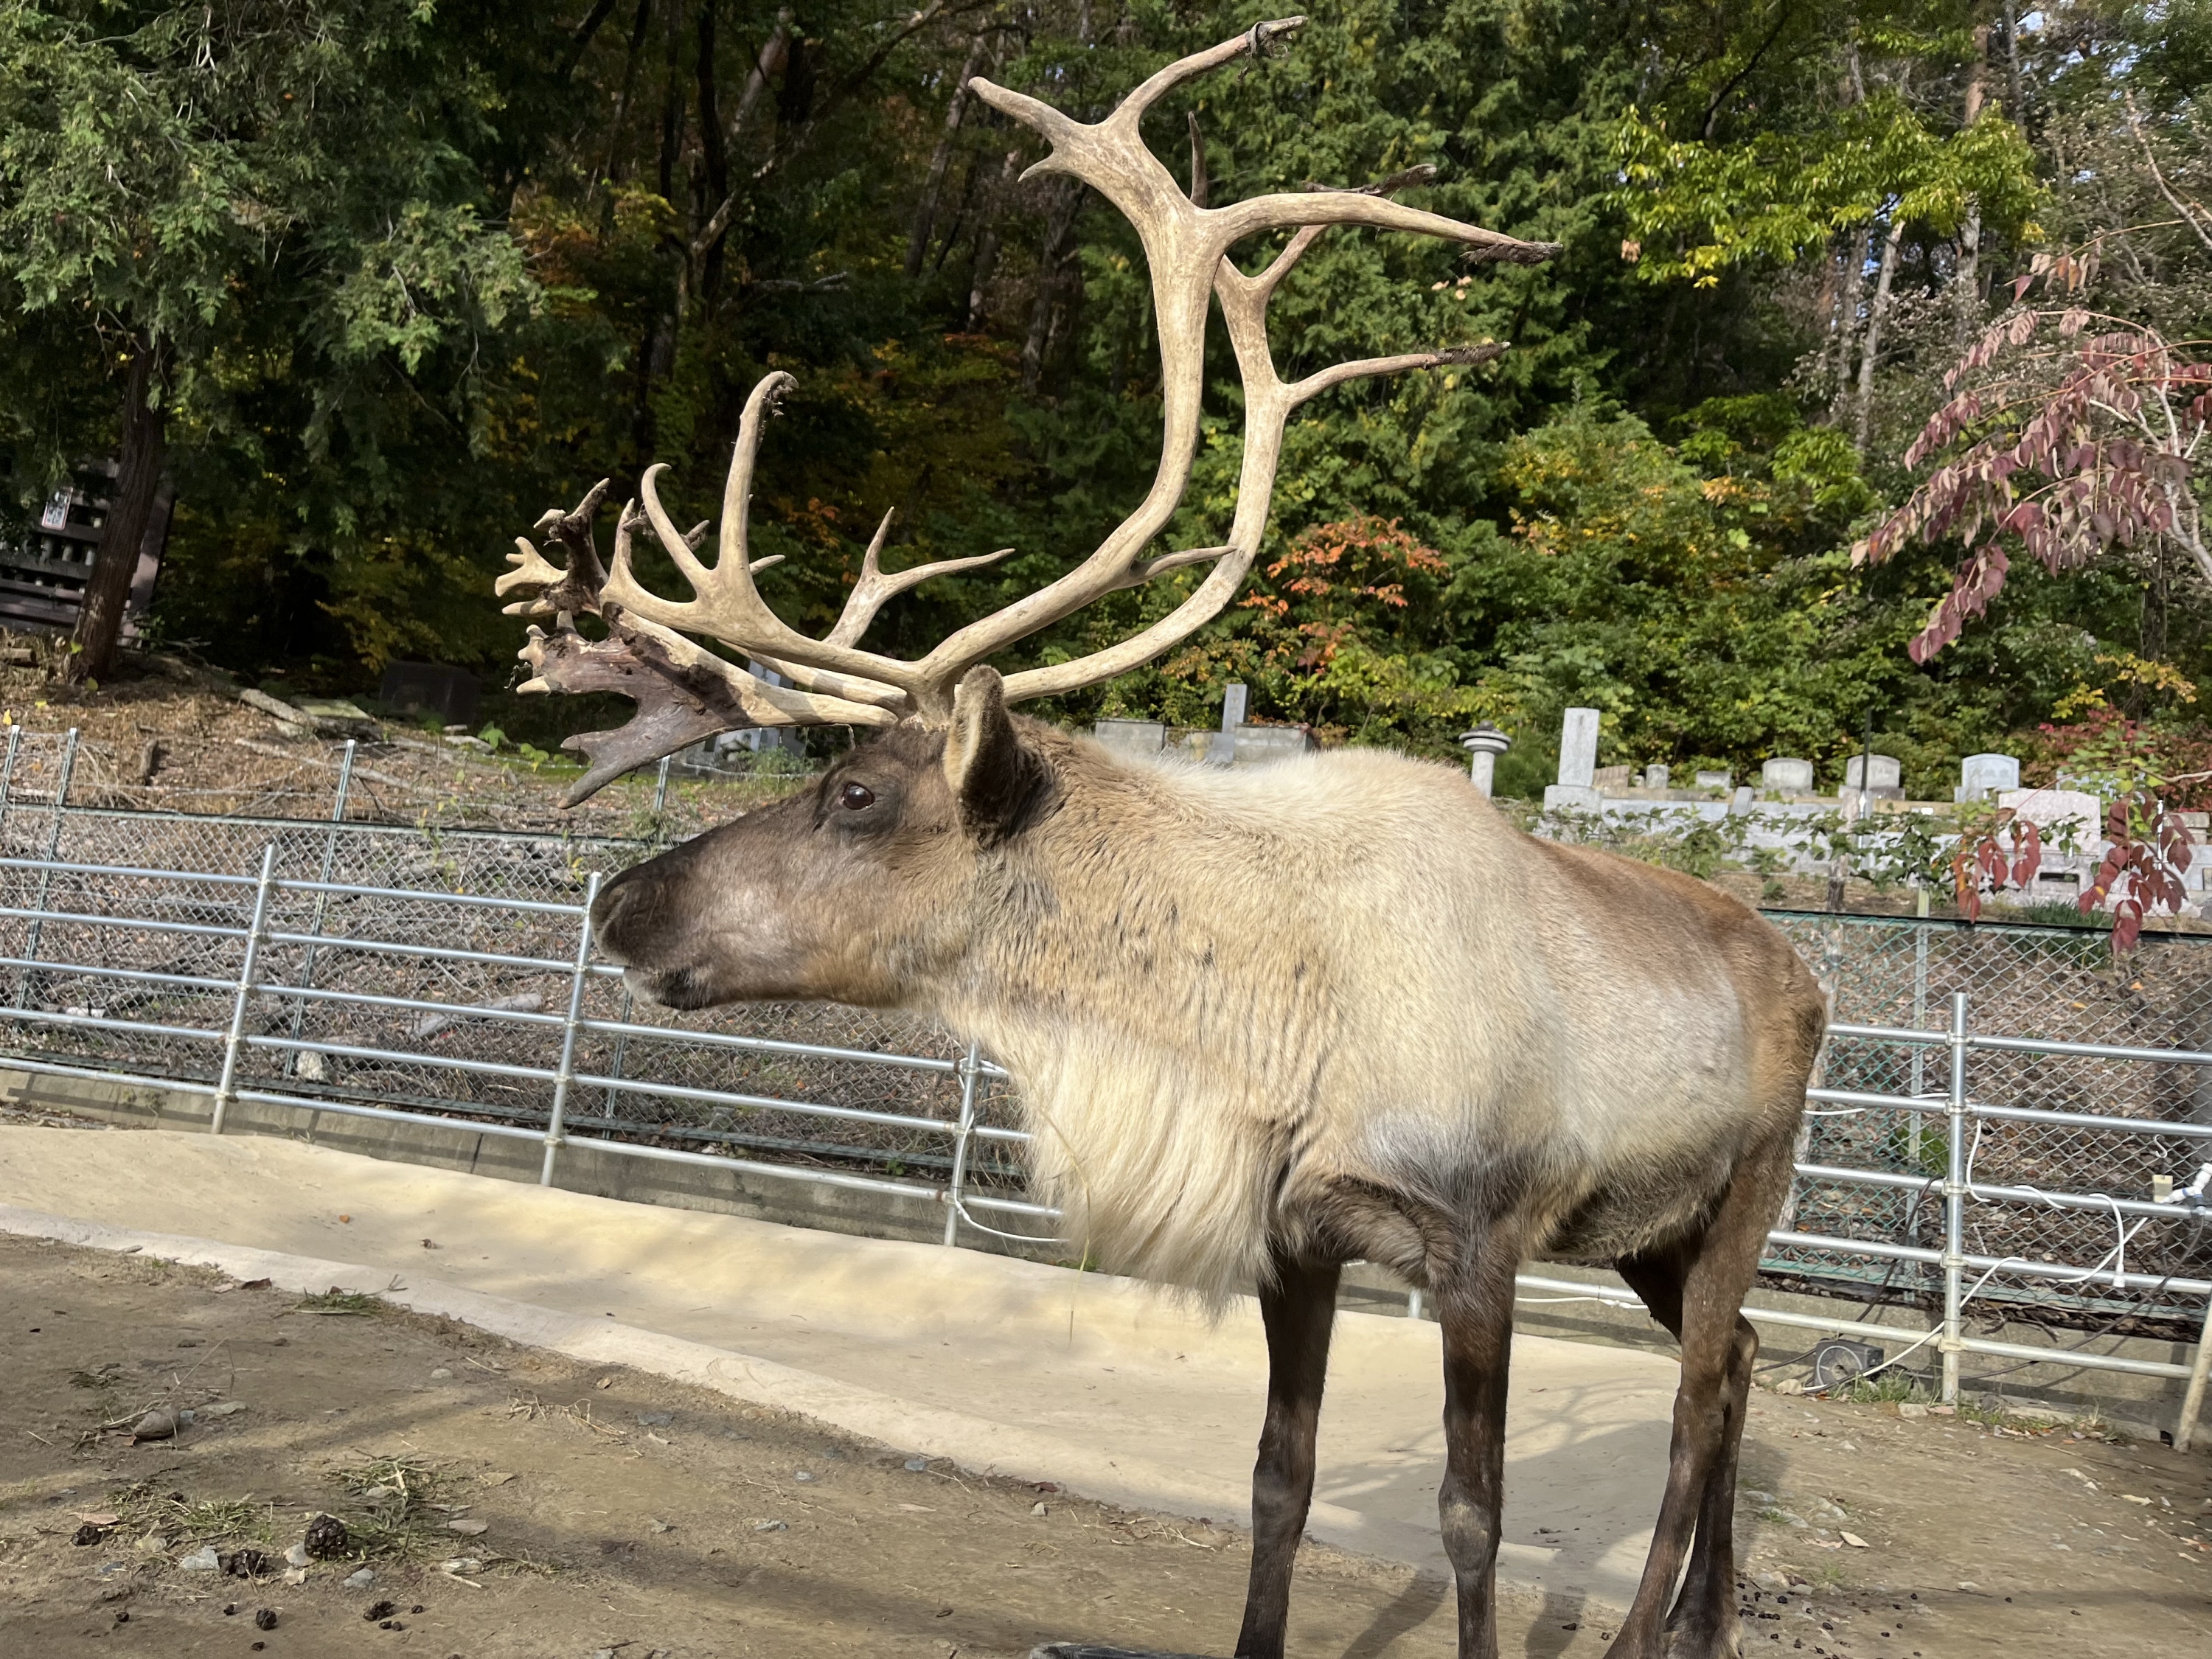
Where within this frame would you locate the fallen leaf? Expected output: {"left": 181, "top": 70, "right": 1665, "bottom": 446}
{"left": 75, "top": 1512, "right": 120, "bottom": 1527}
{"left": 897, "top": 1503, "right": 936, "bottom": 1513}
{"left": 2121, "top": 1495, "right": 2152, "bottom": 1505}
{"left": 1840, "top": 1531, "right": 1869, "bottom": 1548}
{"left": 595, "top": 1377, "right": 614, "bottom": 1390}
{"left": 445, "top": 1519, "right": 489, "bottom": 1537}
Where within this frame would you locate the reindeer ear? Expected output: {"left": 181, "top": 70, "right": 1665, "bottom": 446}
{"left": 944, "top": 667, "right": 1043, "bottom": 843}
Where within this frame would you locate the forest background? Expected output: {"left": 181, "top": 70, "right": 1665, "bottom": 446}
{"left": 5, "top": 0, "right": 2212, "bottom": 804}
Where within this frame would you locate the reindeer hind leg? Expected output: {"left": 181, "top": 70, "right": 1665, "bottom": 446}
{"left": 1610, "top": 1135, "right": 1791, "bottom": 1659}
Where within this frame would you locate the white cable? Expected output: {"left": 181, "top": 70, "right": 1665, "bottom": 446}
{"left": 1514, "top": 1293, "right": 1640, "bottom": 1306}
{"left": 1964, "top": 1118, "right": 2140, "bottom": 1289}
{"left": 950, "top": 1197, "right": 1061, "bottom": 1245}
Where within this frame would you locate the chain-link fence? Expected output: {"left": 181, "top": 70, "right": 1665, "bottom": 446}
{"left": 0, "top": 765, "right": 2206, "bottom": 1424}
{"left": 1767, "top": 913, "right": 2212, "bottom": 1344}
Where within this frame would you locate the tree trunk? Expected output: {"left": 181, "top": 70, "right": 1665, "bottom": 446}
{"left": 1954, "top": 21, "right": 1990, "bottom": 344}
{"left": 1854, "top": 218, "right": 1905, "bottom": 453}
{"left": 964, "top": 147, "right": 1022, "bottom": 331}
{"left": 907, "top": 30, "right": 990, "bottom": 279}
{"left": 67, "top": 340, "right": 167, "bottom": 686}
{"left": 695, "top": 0, "right": 727, "bottom": 305}
{"left": 594, "top": 0, "right": 654, "bottom": 207}
{"left": 1021, "top": 180, "right": 1087, "bottom": 391}
{"left": 2003, "top": 5, "right": 2023, "bottom": 117}
{"left": 1829, "top": 222, "right": 1874, "bottom": 423}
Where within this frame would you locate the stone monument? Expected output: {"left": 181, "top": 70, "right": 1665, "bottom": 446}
{"left": 1543, "top": 707, "right": 1603, "bottom": 810}
{"left": 1956, "top": 753, "right": 2020, "bottom": 803}
{"left": 1761, "top": 758, "right": 1815, "bottom": 793}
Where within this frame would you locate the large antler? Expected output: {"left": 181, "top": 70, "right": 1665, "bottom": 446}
{"left": 500, "top": 17, "right": 1556, "bottom": 794}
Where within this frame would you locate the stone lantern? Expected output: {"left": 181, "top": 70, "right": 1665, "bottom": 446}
{"left": 1460, "top": 723, "right": 1511, "bottom": 798}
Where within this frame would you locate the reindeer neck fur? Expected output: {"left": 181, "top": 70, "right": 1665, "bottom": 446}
{"left": 930, "top": 732, "right": 1524, "bottom": 1304}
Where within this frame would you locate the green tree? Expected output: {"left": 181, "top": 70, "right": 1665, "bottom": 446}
{"left": 0, "top": 0, "right": 554, "bottom": 680}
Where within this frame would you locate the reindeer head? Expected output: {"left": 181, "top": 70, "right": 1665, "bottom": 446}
{"left": 498, "top": 18, "right": 1555, "bottom": 1006}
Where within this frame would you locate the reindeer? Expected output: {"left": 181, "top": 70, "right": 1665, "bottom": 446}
{"left": 496, "top": 21, "right": 1824, "bottom": 1659}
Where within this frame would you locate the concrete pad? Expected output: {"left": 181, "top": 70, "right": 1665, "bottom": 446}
{"left": 0, "top": 1127, "right": 1678, "bottom": 1613}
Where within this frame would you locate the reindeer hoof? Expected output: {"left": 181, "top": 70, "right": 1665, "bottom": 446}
{"left": 1030, "top": 1646, "right": 1217, "bottom": 1659}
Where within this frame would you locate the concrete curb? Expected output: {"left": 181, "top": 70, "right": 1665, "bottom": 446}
{"left": 0, "top": 1202, "right": 1473, "bottom": 1594}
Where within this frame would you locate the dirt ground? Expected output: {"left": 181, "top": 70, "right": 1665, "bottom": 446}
{"left": 0, "top": 1233, "right": 2206, "bottom": 1659}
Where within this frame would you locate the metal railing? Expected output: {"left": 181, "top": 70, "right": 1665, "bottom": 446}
{"left": 0, "top": 776, "right": 2205, "bottom": 1446}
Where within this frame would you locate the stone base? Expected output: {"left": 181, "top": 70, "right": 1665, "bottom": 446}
{"left": 1542, "top": 784, "right": 1601, "bottom": 811}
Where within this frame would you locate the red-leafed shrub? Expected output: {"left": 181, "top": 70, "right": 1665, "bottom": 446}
{"left": 1852, "top": 247, "right": 2212, "bottom": 662}
{"left": 2083, "top": 792, "right": 2197, "bottom": 950}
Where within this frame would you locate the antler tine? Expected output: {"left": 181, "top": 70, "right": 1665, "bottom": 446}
{"left": 602, "top": 373, "right": 931, "bottom": 708}
{"left": 821, "top": 507, "right": 1016, "bottom": 649}
{"left": 1109, "top": 15, "right": 1307, "bottom": 133}
{"left": 1001, "top": 164, "right": 1513, "bottom": 706}
{"left": 518, "top": 613, "right": 897, "bottom": 804}
{"left": 501, "top": 479, "right": 616, "bottom": 618}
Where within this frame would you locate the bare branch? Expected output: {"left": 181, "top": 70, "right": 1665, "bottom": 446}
{"left": 2126, "top": 92, "right": 2212, "bottom": 255}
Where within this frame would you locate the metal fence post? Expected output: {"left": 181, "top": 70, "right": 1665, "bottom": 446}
{"left": 942, "top": 1041, "right": 983, "bottom": 1245}
{"left": 2176, "top": 1291, "right": 2212, "bottom": 1453}
{"left": 653, "top": 756, "right": 672, "bottom": 816}
{"left": 1940, "top": 990, "right": 1970, "bottom": 1404}
{"left": 210, "top": 844, "right": 280, "bottom": 1135}
{"left": 17, "top": 726, "right": 78, "bottom": 1001}
{"left": 284, "top": 739, "right": 356, "bottom": 1076}
{"left": 540, "top": 872, "right": 602, "bottom": 1186}
{"left": 1909, "top": 918, "right": 1930, "bottom": 1098}
{"left": 0, "top": 722, "right": 21, "bottom": 840}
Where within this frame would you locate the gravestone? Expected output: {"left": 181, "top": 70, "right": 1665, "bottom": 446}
{"left": 1591, "top": 765, "right": 1632, "bottom": 792}
{"left": 1227, "top": 726, "right": 1314, "bottom": 765}
{"left": 1956, "top": 753, "right": 2021, "bottom": 802}
{"left": 1091, "top": 719, "right": 1166, "bottom": 761}
{"left": 1761, "top": 758, "right": 1815, "bottom": 793}
{"left": 1694, "top": 769, "right": 1732, "bottom": 792}
{"left": 1206, "top": 682, "right": 1250, "bottom": 767}
{"left": 1997, "top": 787, "right": 2101, "bottom": 849}
{"left": 1844, "top": 754, "right": 1904, "bottom": 795}
{"left": 1644, "top": 763, "right": 1670, "bottom": 790}
{"left": 1557, "top": 707, "right": 1599, "bottom": 788}
{"left": 1544, "top": 706, "right": 1603, "bottom": 811}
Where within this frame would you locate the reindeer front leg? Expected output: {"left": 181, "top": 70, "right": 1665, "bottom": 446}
{"left": 1233, "top": 1251, "right": 1340, "bottom": 1659}
{"left": 1433, "top": 1228, "right": 1523, "bottom": 1659}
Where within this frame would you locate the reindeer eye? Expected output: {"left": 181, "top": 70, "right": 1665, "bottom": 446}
{"left": 838, "top": 782, "right": 876, "bottom": 810}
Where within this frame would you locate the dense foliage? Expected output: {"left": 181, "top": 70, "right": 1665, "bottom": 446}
{"left": 7, "top": 1, "right": 2212, "bottom": 796}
